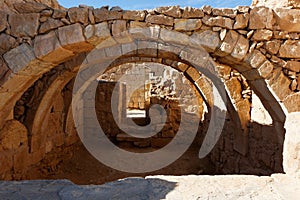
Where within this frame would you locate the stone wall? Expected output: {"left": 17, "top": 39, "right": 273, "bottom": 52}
{"left": 0, "top": 1, "right": 300, "bottom": 181}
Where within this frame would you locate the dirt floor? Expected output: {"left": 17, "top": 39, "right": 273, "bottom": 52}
{"left": 29, "top": 140, "right": 213, "bottom": 185}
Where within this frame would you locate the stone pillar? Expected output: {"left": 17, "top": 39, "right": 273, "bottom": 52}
{"left": 252, "top": 0, "right": 300, "bottom": 8}
{"left": 283, "top": 112, "right": 300, "bottom": 178}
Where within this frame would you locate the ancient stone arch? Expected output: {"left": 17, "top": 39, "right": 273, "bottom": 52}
{"left": 1, "top": 2, "right": 300, "bottom": 180}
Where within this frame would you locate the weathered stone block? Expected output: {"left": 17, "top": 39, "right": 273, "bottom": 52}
{"left": 267, "top": 72, "right": 291, "bottom": 101}
{"left": 217, "top": 30, "right": 239, "bottom": 56}
{"left": 258, "top": 60, "right": 274, "bottom": 78}
{"left": 39, "top": 18, "right": 64, "bottom": 34}
{"left": 84, "top": 22, "right": 111, "bottom": 46}
{"left": 145, "top": 14, "right": 174, "bottom": 26}
{"left": 13, "top": 2, "right": 48, "bottom": 13}
{"left": 279, "top": 40, "right": 300, "bottom": 58}
{"left": 191, "top": 30, "right": 220, "bottom": 53}
{"left": 3, "top": 44, "right": 36, "bottom": 74}
{"left": 123, "top": 10, "right": 146, "bottom": 21}
{"left": 231, "top": 35, "right": 249, "bottom": 61}
{"left": 202, "top": 16, "right": 234, "bottom": 29}
{"left": 182, "top": 7, "right": 204, "bottom": 18}
{"left": 112, "top": 20, "right": 132, "bottom": 44}
{"left": 212, "top": 8, "right": 237, "bottom": 19}
{"left": 93, "top": 7, "right": 109, "bottom": 23}
{"left": 284, "top": 93, "right": 300, "bottom": 112}
{"left": 249, "top": 7, "right": 275, "bottom": 29}
{"left": 68, "top": 7, "right": 89, "bottom": 24}
{"left": 129, "top": 26, "right": 160, "bottom": 40}
{"left": 225, "top": 77, "right": 242, "bottom": 103}
{"left": 245, "top": 50, "right": 266, "bottom": 68}
{"left": 234, "top": 13, "right": 249, "bottom": 29}
{"left": 34, "top": 31, "right": 74, "bottom": 63}
{"left": 0, "top": 12, "right": 7, "bottom": 32}
{"left": 174, "top": 19, "right": 202, "bottom": 31}
{"left": 251, "top": 29, "right": 273, "bottom": 41}
{"left": 159, "top": 29, "right": 189, "bottom": 46}
{"left": 112, "top": 20, "right": 127, "bottom": 36}
{"left": 9, "top": 13, "right": 39, "bottom": 37}
{"left": 155, "top": 6, "right": 181, "bottom": 18}
{"left": 284, "top": 61, "right": 300, "bottom": 72}
{"left": 274, "top": 8, "right": 300, "bottom": 32}
{"left": 185, "top": 67, "right": 201, "bottom": 82}
{"left": 0, "top": 34, "right": 17, "bottom": 54}
{"left": 58, "top": 23, "right": 93, "bottom": 53}
{"left": 264, "top": 40, "right": 280, "bottom": 55}
{"left": 53, "top": 9, "right": 67, "bottom": 19}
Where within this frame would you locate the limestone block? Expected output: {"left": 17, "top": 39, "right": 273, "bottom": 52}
{"left": 129, "top": 21, "right": 146, "bottom": 28}
{"left": 39, "top": 18, "right": 64, "bottom": 34}
{"left": 251, "top": 92, "right": 272, "bottom": 125}
{"left": 34, "top": 31, "right": 74, "bottom": 63}
{"left": 3, "top": 44, "right": 36, "bottom": 74}
{"left": 129, "top": 26, "right": 160, "bottom": 40}
{"left": 159, "top": 29, "right": 190, "bottom": 46}
{"left": 107, "top": 10, "right": 123, "bottom": 20}
{"left": 217, "top": 30, "right": 239, "bottom": 56}
{"left": 274, "top": 8, "right": 300, "bottom": 32}
{"left": 225, "top": 77, "right": 242, "bottom": 103}
{"left": 155, "top": 6, "right": 181, "bottom": 18}
{"left": 191, "top": 30, "right": 220, "bottom": 53}
{"left": 258, "top": 60, "right": 274, "bottom": 78}
{"left": 112, "top": 20, "right": 127, "bottom": 36}
{"left": 283, "top": 112, "right": 300, "bottom": 178}
{"left": 13, "top": 2, "right": 48, "bottom": 13}
{"left": 245, "top": 50, "right": 266, "bottom": 68}
{"left": 84, "top": 22, "right": 111, "bottom": 46}
{"left": 58, "top": 23, "right": 93, "bottom": 53}
{"left": 93, "top": 7, "right": 109, "bottom": 23}
{"left": 264, "top": 40, "right": 280, "bottom": 55}
{"left": 251, "top": 29, "right": 273, "bottom": 41}
{"left": 123, "top": 10, "right": 146, "bottom": 21}
{"left": 0, "top": 120, "right": 27, "bottom": 151}
{"left": 284, "top": 61, "right": 300, "bottom": 72}
{"left": 212, "top": 8, "right": 237, "bottom": 19}
{"left": 185, "top": 67, "right": 201, "bottom": 82}
{"left": 182, "top": 7, "right": 204, "bottom": 18}
{"left": 195, "top": 76, "right": 213, "bottom": 106}
{"left": 284, "top": 93, "right": 300, "bottom": 112}
{"left": 53, "top": 9, "right": 67, "bottom": 19}
{"left": 231, "top": 34, "right": 249, "bottom": 61}
{"left": 279, "top": 40, "right": 300, "bottom": 58}
{"left": 145, "top": 14, "right": 174, "bottom": 26}
{"left": 176, "top": 62, "right": 189, "bottom": 72}
{"left": 233, "top": 13, "right": 249, "bottom": 29}
{"left": 267, "top": 72, "right": 291, "bottom": 101}
{"left": 68, "top": 7, "right": 89, "bottom": 24}
{"left": 216, "top": 63, "right": 231, "bottom": 80}
{"left": 0, "top": 34, "right": 17, "bottom": 54}
{"left": 9, "top": 13, "right": 39, "bottom": 37}
{"left": 249, "top": 7, "right": 275, "bottom": 29}
{"left": 0, "top": 12, "right": 7, "bottom": 32}
{"left": 202, "top": 16, "right": 234, "bottom": 29}
{"left": 174, "top": 19, "right": 202, "bottom": 31}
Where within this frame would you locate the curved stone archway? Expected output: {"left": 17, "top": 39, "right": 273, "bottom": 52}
{"left": 1, "top": 2, "right": 300, "bottom": 180}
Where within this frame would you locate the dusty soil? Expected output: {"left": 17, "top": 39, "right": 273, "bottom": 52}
{"left": 29, "top": 139, "right": 213, "bottom": 185}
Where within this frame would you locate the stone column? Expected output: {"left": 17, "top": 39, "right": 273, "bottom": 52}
{"left": 283, "top": 112, "right": 300, "bottom": 179}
